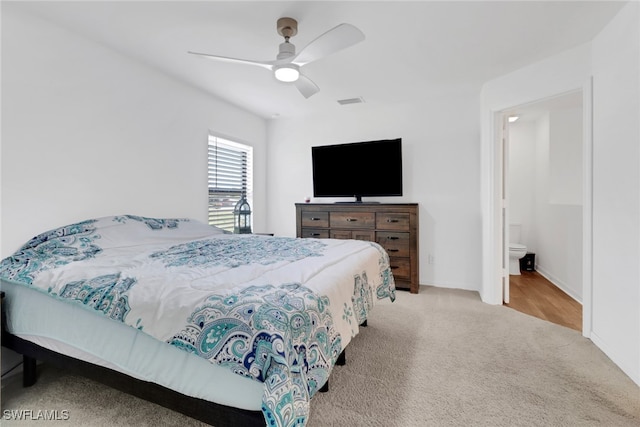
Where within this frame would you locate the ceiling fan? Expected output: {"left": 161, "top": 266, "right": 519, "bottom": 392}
{"left": 188, "top": 17, "right": 365, "bottom": 98}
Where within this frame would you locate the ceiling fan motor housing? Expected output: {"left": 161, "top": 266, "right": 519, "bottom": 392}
{"left": 277, "top": 41, "right": 296, "bottom": 60}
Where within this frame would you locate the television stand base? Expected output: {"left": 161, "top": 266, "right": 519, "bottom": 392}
{"left": 335, "top": 201, "right": 380, "bottom": 204}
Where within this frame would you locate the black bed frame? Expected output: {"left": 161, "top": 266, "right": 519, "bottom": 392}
{"left": 0, "top": 292, "right": 352, "bottom": 427}
{"left": 1, "top": 332, "right": 265, "bottom": 426}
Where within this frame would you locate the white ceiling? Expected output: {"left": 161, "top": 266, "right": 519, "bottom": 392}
{"left": 8, "top": 1, "right": 625, "bottom": 119}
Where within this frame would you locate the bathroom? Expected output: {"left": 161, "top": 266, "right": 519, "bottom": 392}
{"left": 507, "top": 91, "right": 584, "bottom": 304}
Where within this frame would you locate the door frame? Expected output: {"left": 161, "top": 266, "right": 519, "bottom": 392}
{"left": 500, "top": 113, "right": 510, "bottom": 304}
{"left": 482, "top": 78, "right": 593, "bottom": 338}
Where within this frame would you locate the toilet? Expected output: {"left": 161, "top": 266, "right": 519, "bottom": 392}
{"left": 508, "top": 224, "right": 527, "bottom": 275}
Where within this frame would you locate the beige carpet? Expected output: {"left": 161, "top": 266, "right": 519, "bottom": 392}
{"left": 2, "top": 287, "right": 639, "bottom": 426}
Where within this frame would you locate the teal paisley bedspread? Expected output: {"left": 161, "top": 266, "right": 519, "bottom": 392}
{"left": 0, "top": 215, "right": 396, "bottom": 427}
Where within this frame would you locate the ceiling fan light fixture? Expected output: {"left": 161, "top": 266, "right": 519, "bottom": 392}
{"left": 274, "top": 64, "right": 300, "bottom": 82}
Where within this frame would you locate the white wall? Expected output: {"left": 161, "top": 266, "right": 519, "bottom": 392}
{"left": 590, "top": 1, "right": 640, "bottom": 385}
{"left": 549, "top": 109, "right": 583, "bottom": 206}
{"left": 538, "top": 109, "right": 583, "bottom": 301}
{"left": 509, "top": 109, "right": 583, "bottom": 302}
{"left": 1, "top": 5, "right": 268, "bottom": 258}
{"left": 508, "top": 120, "right": 537, "bottom": 246}
{"left": 266, "top": 95, "right": 482, "bottom": 291}
{"left": 482, "top": 1, "right": 639, "bottom": 385}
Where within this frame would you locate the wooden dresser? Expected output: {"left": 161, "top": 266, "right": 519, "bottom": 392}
{"left": 295, "top": 203, "right": 419, "bottom": 293}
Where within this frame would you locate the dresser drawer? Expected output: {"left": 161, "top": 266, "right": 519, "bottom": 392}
{"left": 352, "top": 230, "right": 375, "bottom": 241}
{"left": 300, "top": 228, "right": 329, "bottom": 239}
{"left": 330, "top": 212, "right": 375, "bottom": 229}
{"left": 388, "top": 257, "right": 410, "bottom": 280}
{"left": 330, "top": 230, "right": 375, "bottom": 241}
{"left": 376, "top": 212, "right": 410, "bottom": 231}
{"left": 376, "top": 232, "right": 410, "bottom": 257}
{"left": 301, "top": 211, "right": 329, "bottom": 228}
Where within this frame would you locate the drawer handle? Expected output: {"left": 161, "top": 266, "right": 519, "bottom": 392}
{"left": 309, "top": 233, "right": 321, "bottom": 237}
{"left": 346, "top": 218, "right": 358, "bottom": 222}
{"left": 387, "top": 249, "right": 399, "bottom": 252}
{"left": 386, "top": 219, "right": 399, "bottom": 223}
{"left": 387, "top": 236, "right": 399, "bottom": 240}
{"left": 390, "top": 266, "right": 400, "bottom": 269}
{"left": 310, "top": 217, "right": 321, "bottom": 221}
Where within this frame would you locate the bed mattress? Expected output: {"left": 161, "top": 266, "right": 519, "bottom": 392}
{"left": 1, "top": 279, "right": 264, "bottom": 410}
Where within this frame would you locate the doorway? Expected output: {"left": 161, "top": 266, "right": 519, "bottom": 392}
{"left": 504, "top": 91, "right": 584, "bottom": 330}
{"left": 484, "top": 80, "right": 592, "bottom": 337}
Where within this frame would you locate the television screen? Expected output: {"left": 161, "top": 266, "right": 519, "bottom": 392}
{"left": 312, "top": 138, "right": 402, "bottom": 202}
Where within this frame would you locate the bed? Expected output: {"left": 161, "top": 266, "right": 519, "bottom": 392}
{"left": 0, "top": 214, "right": 396, "bottom": 426}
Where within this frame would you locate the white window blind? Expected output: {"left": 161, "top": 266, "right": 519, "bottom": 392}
{"left": 208, "top": 135, "right": 253, "bottom": 232}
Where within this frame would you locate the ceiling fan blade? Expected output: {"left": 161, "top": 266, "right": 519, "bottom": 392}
{"left": 294, "top": 74, "right": 320, "bottom": 98}
{"left": 292, "top": 23, "right": 365, "bottom": 66}
{"left": 188, "top": 51, "right": 275, "bottom": 70}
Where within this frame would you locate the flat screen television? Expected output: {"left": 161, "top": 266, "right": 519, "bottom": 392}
{"left": 312, "top": 138, "right": 402, "bottom": 202}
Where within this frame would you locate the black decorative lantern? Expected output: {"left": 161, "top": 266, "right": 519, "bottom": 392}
{"left": 233, "top": 195, "right": 252, "bottom": 234}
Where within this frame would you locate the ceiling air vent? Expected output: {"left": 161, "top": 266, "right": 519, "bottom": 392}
{"left": 337, "top": 97, "right": 365, "bottom": 105}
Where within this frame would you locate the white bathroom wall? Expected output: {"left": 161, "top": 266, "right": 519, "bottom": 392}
{"left": 508, "top": 120, "right": 537, "bottom": 246}
{"left": 509, "top": 110, "right": 584, "bottom": 303}
{"left": 1, "top": 6, "right": 268, "bottom": 257}
{"left": 549, "top": 108, "right": 583, "bottom": 205}
{"left": 532, "top": 110, "right": 583, "bottom": 301}
{"left": 531, "top": 114, "right": 551, "bottom": 261}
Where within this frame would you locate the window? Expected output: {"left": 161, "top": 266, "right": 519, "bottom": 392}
{"left": 208, "top": 135, "right": 253, "bottom": 232}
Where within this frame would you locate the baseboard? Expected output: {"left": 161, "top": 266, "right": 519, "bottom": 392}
{"left": 534, "top": 265, "right": 582, "bottom": 304}
{"left": 420, "top": 281, "right": 479, "bottom": 292}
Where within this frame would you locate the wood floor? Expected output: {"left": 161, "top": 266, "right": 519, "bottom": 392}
{"left": 505, "top": 271, "right": 582, "bottom": 332}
